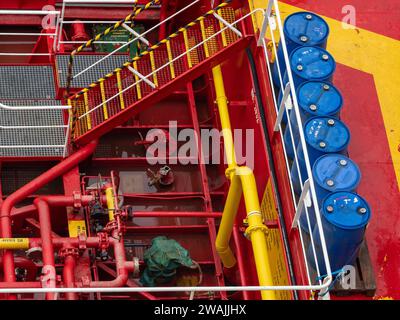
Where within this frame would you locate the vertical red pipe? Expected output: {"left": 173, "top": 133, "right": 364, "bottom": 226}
{"left": 0, "top": 140, "right": 97, "bottom": 296}
{"left": 34, "top": 198, "right": 56, "bottom": 300}
{"left": 63, "top": 255, "right": 78, "bottom": 300}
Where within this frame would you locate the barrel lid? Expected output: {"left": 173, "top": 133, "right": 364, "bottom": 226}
{"left": 284, "top": 12, "right": 329, "bottom": 46}
{"left": 322, "top": 191, "right": 371, "bottom": 229}
{"left": 313, "top": 154, "right": 361, "bottom": 192}
{"left": 304, "top": 117, "right": 350, "bottom": 153}
{"left": 297, "top": 81, "right": 343, "bottom": 116}
{"left": 290, "top": 46, "right": 336, "bottom": 81}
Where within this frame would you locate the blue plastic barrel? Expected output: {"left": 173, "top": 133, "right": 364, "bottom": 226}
{"left": 272, "top": 12, "right": 329, "bottom": 87}
{"left": 284, "top": 46, "right": 336, "bottom": 88}
{"left": 295, "top": 153, "right": 361, "bottom": 233}
{"left": 307, "top": 192, "right": 371, "bottom": 275}
{"left": 284, "top": 90, "right": 345, "bottom": 159}
{"left": 290, "top": 117, "right": 351, "bottom": 192}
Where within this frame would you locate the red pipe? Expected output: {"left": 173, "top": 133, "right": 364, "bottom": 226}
{"left": 133, "top": 211, "right": 222, "bottom": 218}
{"left": 63, "top": 254, "right": 78, "bottom": 300}
{"left": 34, "top": 198, "right": 56, "bottom": 300}
{"left": 0, "top": 141, "right": 98, "bottom": 290}
{"left": 89, "top": 235, "right": 128, "bottom": 288}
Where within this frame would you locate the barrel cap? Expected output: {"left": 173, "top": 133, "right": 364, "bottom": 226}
{"left": 322, "top": 191, "right": 371, "bottom": 229}
{"left": 304, "top": 117, "right": 350, "bottom": 153}
{"left": 290, "top": 46, "right": 336, "bottom": 81}
{"left": 297, "top": 81, "right": 343, "bottom": 116}
{"left": 284, "top": 12, "right": 329, "bottom": 46}
{"left": 313, "top": 154, "right": 361, "bottom": 192}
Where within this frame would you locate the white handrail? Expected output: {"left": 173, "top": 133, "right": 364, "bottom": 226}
{"left": 0, "top": 103, "right": 70, "bottom": 110}
{"left": 70, "top": 0, "right": 201, "bottom": 79}
{"left": 0, "top": 282, "right": 332, "bottom": 294}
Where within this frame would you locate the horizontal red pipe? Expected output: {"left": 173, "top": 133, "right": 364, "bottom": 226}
{"left": 132, "top": 211, "right": 222, "bottom": 218}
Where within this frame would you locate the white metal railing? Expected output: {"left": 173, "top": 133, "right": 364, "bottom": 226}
{"left": 69, "top": 0, "right": 201, "bottom": 80}
{"left": 259, "top": 0, "right": 333, "bottom": 299}
{"left": 0, "top": 103, "right": 71, "bottom": 158}
{"left": 0, "top": 10, "right": 61, "bottom": 57}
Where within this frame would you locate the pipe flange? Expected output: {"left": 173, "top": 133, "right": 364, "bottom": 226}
{"left": 78, "top": 232, "right": 87, "bottom": 250}
{"left": 98, "top": 232, "right": 109, "bottom": 250}
{"left": 58, "top": 247, "right": 80, "bottom": 259}
{"left": 73, "top": 191, "right": 82, "bottom": 209}
{"left": 244, "top": 224, "right": 269, "bottom": 240}
{"left": 132, "top": 257, "right": 140, "bottom": 277}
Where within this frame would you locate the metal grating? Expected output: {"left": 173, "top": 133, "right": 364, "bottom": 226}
{"left": 56, "top": 54, "right": 129, "bottom": 88}
{"left": 0, "top": 66, "right": 56, "bottom": 99}
{"left": 0, "top": 100, "right": 64, "bottom": 127}
{"left": 0, "top": 99, "right": 68, "bottom": 158}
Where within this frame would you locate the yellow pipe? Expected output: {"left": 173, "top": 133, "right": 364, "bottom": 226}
{"left": 238, "top": 167, "right": 276, "bottom": 300}
{"left": 0, "top": 238, "right": 29, "bottom": 250}
{"left": 212, "top": 66, "right": 277, "bottom": 300}
{"left": 212, "top": 65, "right": 237, "bottom": 171}
{"left": 105, "top": 186, "right": 116, "bottom": 221}
{"left": 215, "top": 173, "right": 241, "bottom": 268}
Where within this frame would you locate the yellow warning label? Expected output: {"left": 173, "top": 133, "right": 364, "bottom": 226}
{"left": 0, "top": 238, "right": 29, "bottom": 249}
{"left": 68, "top": 220, "right": 87, "bottom": 237}
{"left": 260, "top": 178, "right": 291, "bottom": 300}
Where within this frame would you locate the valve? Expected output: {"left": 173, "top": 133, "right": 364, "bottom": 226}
{"left": 15, "top": 267, "right": 28, "bottom": 282}
{"left": 147, "top": 165, "right": 174, "bottom": 187}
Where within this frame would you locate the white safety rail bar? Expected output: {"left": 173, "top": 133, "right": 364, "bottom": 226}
{"left": 55, "top": 0, "right": 159, "bottom": 51}
{"left": 70, "top": 0, "right": 201, "bottom": 80}
{"left": 0, "top": 103, "right": 71, "bottom": 158}
{"left": 0, "top": 10, "right": 61, "bottom": 57}
{"left": 258, "top": 0, "right": 333, "bottom": 299}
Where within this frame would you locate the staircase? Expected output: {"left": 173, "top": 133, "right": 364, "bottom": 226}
{"left": 67, "top": 5, "right": 251, "bottom": 145}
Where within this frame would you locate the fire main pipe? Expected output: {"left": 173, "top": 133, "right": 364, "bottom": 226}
{"left": 0, "top": 140, "right": 98, "bottom": 299}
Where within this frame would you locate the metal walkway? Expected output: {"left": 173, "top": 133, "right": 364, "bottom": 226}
{"left": 0, "top": 65, "right": 56, "bottom": 99}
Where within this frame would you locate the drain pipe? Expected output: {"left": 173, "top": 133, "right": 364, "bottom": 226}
{"left": 212, "top": 65, "right": 276, "bottom": 300}
{"left": 34, "top": 198, "right": 56, "bottom": 300}
{"left": 0, "top": 140, "right": 98, "bottom": 293}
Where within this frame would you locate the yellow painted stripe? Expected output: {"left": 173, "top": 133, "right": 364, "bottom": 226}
{"left": 166, "top": 40, "right": 176, "bottom": 79}
{"left": 252, "top": 0, "right": 400, "bottom": 191}
{"left": 99, "top": 80, "right": 109, "bottom": 120}
{"left": 83, "top": 92, "right": 92, "bottom": 129}
{"left": 200, "top": 19, "right": 210, "bottom": 58}
{"left": 218, "top": 9, "right": 228, "bottom": 47}
{"left": 133, "top": 61, "right": 142, "bottom": 99}
{"left": 116, "top": 70, "right": 125, "bottom": 110}
{"left": 149, "top": 51, "right": 158, "bottom": 87}
{"left": 0, "top": 238, "right": 29, "bottom": 250}
{"left": 182, "top": 29, "right": 192, "bottom": 68}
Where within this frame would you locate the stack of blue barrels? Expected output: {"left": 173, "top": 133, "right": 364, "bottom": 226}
{"left": 272, "top": 12, "right": 372, "bottom": 275}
